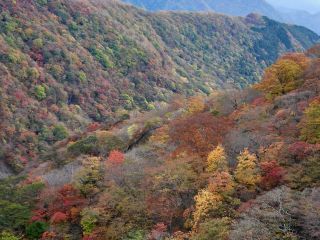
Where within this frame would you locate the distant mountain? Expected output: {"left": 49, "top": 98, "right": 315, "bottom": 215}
{"left": 279, "top": 8, "right": 320, "bottom": 35}
{"left": 123, "top": 0, "right": 282, "bottom": 19}
{"left": 267, "top": 0, "right": 320, "bottom": 14}
{"left": 122, "top": 0, "right": 320, "bottom": 34}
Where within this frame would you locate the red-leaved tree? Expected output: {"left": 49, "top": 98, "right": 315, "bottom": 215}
{"left": 107, "top": 150, "right": 125, "bottom": 165}
{"left": 260, "top": 161, "right": 285, "bottom": 190}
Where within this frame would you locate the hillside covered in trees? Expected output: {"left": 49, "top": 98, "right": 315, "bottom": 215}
{"left": 1, "top": 30, "right": 320, "bottom": 240}
{"left": 0, "top": 0, "right": 319, "bottom": 176}
{"left": 0, "top": 0, "right": 320, "bottom": 240}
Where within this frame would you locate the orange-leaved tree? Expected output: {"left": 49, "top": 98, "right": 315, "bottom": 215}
{"left": 255, "top": 53, "right": 309, "bottom": 99}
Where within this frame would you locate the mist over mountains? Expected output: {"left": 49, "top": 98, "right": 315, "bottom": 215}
{"left": 122, "top": 0, "right": 320, "bottom": 34}
{"left": 267, "top": 0, "right": 320, "bottom": 14}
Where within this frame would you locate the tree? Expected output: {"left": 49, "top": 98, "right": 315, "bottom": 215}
{"left": 300, "top": 98, "right": 320, "bottom": 144}
{"left": 192, "top": 217, "right": 231, "bottom": 240}
{"left": 107, "top": 150, "right": 125, "bottom": 166}
{"left": 0, "top": 200, "right": 30, "bottom": 231}
{"left": 260, "top": 161, "right": 284, "bottom": 190}
{"left": 75, "top": 157, "right": 103, "bottom": 198}
{"left": 34, "top": 85, "right": 46, "bottom": 100}
{"left": 235, "top": 149, "right": 260, "bottom": 188}
{"left": 206, "top": 144, "right": 228, "bottom": 174}
{"left": 52, "top": 125, "right": 69, "bottom": 141}
{"left": 145, "top": 157, "right": 198, "bottom": 229}
{"left": 26, "top": 221, "right": 48, "bottom": 240}
{"left": 80, "top": 208, "right": 98, "bottom": 235}
{"left": 169, "top": 113, "right": 231, "bottom": 158}
{"left": 208, "top": 171, "right": 235, "bottom": 196}
{"left": 255, "top": 55, "right": 308, "bottom": 98}
{"left": 35, "top": 184, "right": 86, "bottom": 224}
{"left": 288, "top": 141, "right": 311, "bottom": 160}
{"left": 50, "top": 212, "right": 68, "bottom": 224}
{"left": 32, "top": 38, "right": 44, "bottom": 49}
{"left": 193, "top": 189, "right": 223, "bottom": 228}
{"left": 186, "top": 96, "right": 205, "bottom": 114}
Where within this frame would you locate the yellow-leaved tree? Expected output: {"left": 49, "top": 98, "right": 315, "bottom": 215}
{"left": 208, "top": 171, "right": 235, "bottom": 196}
{"left": 193, "top": 189, "right": 223, "bottom": 228}
{"left": 300, "top": 98, "right": 320, "bottom": 144}
{"left": 206, "top": 144, "right": 228, "bottom": 174}
{"left": 235, "top": 148, "right": 260, "bottom": 188}
{"left": 255, "top": 54, "right": 309, "bottom": 99}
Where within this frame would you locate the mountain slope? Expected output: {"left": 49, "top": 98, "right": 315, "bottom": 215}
{"left": 0, "top": 0, "right": 318, "bottom": 174}
{"left": 123, "top": 0, "right": 320, "bottom": 34}
{"left": 1, "top": 45, "right": 319, "bottom": 240}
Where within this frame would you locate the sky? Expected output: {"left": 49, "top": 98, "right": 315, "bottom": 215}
{"left": 267, "top": 0, "right": 320, "bottom": 13}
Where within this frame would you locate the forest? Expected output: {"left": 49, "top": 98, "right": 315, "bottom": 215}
{"left": 0, "top": 0, "right": 319, "bottom": 240}
{"left": 0, "top": 0, "right": 319, "bottom": 175}
{"left": 1, "top": 43, "right": 320, "bottom": 240}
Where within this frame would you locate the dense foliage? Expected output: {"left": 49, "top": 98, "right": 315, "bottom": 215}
{"left": 0, "top": 1, "right": 320, "bottom": 239}
{"left": 1, "top": 45, "right": 320, "bottom": 239}
{"left": 0, "top": 0, "right": 318, "bottom": 174}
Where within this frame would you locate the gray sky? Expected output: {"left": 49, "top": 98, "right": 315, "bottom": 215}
{"left": 267, "top": 0, "right": 320, "bottom": 13}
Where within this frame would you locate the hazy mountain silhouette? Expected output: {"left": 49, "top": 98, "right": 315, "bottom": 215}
{"left": 123, "top": 0, "right": 320, "bottom": 34}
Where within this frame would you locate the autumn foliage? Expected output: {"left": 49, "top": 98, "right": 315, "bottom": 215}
{"left": 0, "top": 8, "right": 319, "bottom": 238}
{"left": 107, "top": 150, "right": 125, "bottom": 165}
{"left": 235, "top": 149, "right": 260, "bottom": 188}
{"left": 169, "top": 113, "right": 232, "bottom": 158}
{"left": 299, "top": 98, "right": 320, "bottom": 144}
{"left": 259, "top": 161, "right": 285, "bottom": 190}
{"left": 255, "top": 53, "right": 310, "bottom": 98}
{"left": 206, "top": 144, "right": 228, "bottom": 174}
{"left": 50, "top": 212, "right": 68, "bottom": 224}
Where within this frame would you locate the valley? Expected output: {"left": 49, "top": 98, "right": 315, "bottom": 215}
{"left": 0, "top": 1, "right": 319, "bottom": 239}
